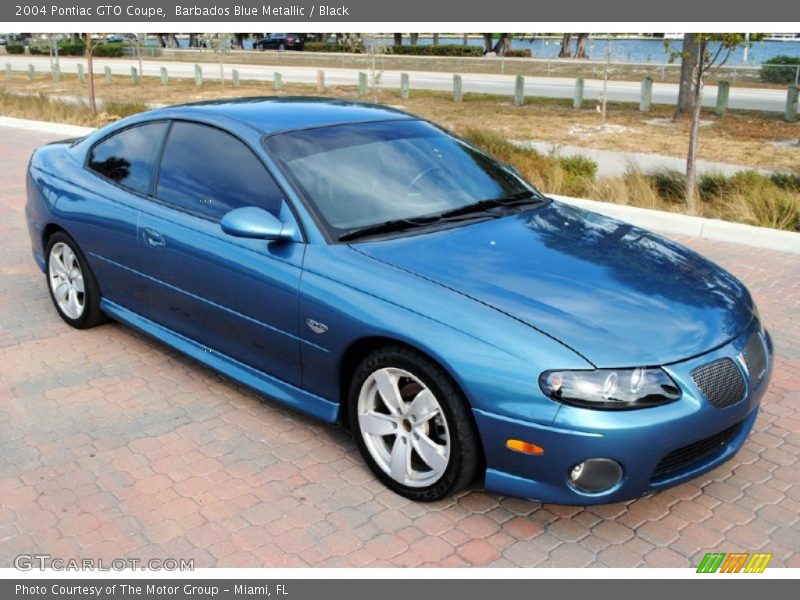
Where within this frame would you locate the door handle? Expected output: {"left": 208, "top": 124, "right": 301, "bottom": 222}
{"left": 142, "top": 228, "right": 165, "bottom": 248}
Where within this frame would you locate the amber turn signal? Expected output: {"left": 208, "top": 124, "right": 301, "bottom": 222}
{"left": 506, "top": 439, "right": 544, "bottom": 455}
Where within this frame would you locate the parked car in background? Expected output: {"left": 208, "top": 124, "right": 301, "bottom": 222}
{"left": 25, "top": 98, "right": 772, "bottom": 504}
{"left": 254, "top": 33, "right": 304, "bottom": 51}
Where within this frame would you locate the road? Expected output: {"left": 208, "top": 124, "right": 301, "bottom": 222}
{"left": 1, "top": 122, "right": 799, "bottom": 568}
{"left": 3, "top": 55, "right": 792, "bottom": 113}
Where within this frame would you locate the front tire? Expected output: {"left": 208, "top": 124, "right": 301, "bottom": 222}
{"left": 45, "top": 232, "right": 106, "bottom": 329}
{"left": 348, "top": 346, "right": 481, "bottom": 501}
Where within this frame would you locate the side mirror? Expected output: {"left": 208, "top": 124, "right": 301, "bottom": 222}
{"left": 220, "top": 207, "right": 294, "bottom": 241}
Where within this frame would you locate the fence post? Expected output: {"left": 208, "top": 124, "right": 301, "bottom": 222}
{"left": 28, "top": 63, "right": 35, "bottom": 80}
{"left": 76, "top": 63, "right": 85, "bottom": 82}
{"left": 453, "top": 74, "right": 462, "bottom": 102}
{"left": 104, "top": 65, "right": 112, "bottom": 83}
{"left": 5, "top": 63, "right": 11, "bottom": 80}
{"left": 130, "top": 66, "right": 139, "bottom": 85}
{"left": 358, "top": 71, "right": 367, "bottom": 96}
{"left": 785, "top": 85, "right": 799, "bottom": 122}
{"left": 639, "top": 77, "right": 652, "bottom": 112}
{"left": 273, "top": 72, "right": 282, "bottom": 92}
{"left": 573, "top": 77, "right": 584, "bottom": 109}
{"left": 514, "top": 75, "right": 525, "bottom": 107}
{"left": 52, "top": 63, "right": 61, "bottom": 82}
{"left": 715, "top": 81, "right": 730, "bottom": 117}
{"left": 232, "top": 68, "right": 240, "bottom": 88}
{"left": 194, "top": 64, "right": 202, "bottom": 86}
{"left": 316, "top": 69, "right": 325, "bottom": 92}
{"left": 401, "top": 72, "right": 409, "bottom": 100}
{"left": 160, "top": 66, "right": 168, "bottom": 85}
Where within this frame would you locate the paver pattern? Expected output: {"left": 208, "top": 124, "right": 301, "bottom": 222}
{"left": 1, "top": 126, "right": 798, "bottom": 568}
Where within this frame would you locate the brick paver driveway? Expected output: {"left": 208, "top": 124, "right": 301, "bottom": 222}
{"left": 1, "top": 125, "right": 798, "bottom": 568}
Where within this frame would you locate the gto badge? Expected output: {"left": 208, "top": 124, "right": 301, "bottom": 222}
{"left": 306, "top": 319, "right": 328, "bottom": 334}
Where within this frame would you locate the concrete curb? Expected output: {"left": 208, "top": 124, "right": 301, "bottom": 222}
{"left": 552, "top": 194, "right": 800, "bottom": 255}
{"left": 1, "top": 116, "right": 797, "bottom": 255}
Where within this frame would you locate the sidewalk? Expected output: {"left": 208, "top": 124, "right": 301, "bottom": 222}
{"left": 514, "top": 140, "right": 775, "bottom": 178}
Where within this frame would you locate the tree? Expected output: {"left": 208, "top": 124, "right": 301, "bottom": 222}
{"left": 493, "top": 34, "right": 511, "bottom": 55}
{"left": 574, "top": 34, "right": 590, "bottom": 58}
{"left": 84, "top": 33, "right": 96, "bottom": 114}
{"left": 393, "top": 33, "right": 402, "bottom": 46}
{"left": 673, "top": 33, "right": 697, "bottom": 119}
{"left": 482, "top": 33, "right": 494, "bottom": 53}
{"left": 209, "top": 34, "right": 232, "bottom": 90}
{"left": 433, "top": 33, "right": 440, "bottom": 46}
{"left": 673, "top": 34, "right": 760, "bottom": 210}
{"left": 559, "top": 33, "right": 572, "bottom": 57}
{"left": 409, "top": 33, "right": 419, "bottom": 46}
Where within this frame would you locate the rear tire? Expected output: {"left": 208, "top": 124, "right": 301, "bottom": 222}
{"left": 45, "top": 231, "right": 106, "bottom": 329}
{"left": 348, "top": 346, "right": 481, "bottom": 501}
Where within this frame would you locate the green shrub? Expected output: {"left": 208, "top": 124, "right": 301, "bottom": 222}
{"left": 760, "top": 55, "right": 800, "bottom": 84}
{"left": 390, "top": 44, "right": 485, "bottom": 57}
{"left": 698, "top": 172, "right": 731, "bottom": 201}
{"left": 729, "top": 170, "right": 771, "bottom": 189}
{"left": 770, "top": 171, "right": 800, "bottom": 191}
{"left": 559, "top": 155, "right": 597, "bottom": 180}
{"left": 503, "top": 49, "right": 532, "bottom": 58}
{"left": 93, "top": 42, "right": 124, "bottom": 57}
{"left": 648, "top": 169, "right": 686, "bottom": 202}
{"left": 27, "top": 39, "right": 85, "bottom": 56}
{"left": 5, "top": 42, "right": 25, "bottom": 54}
{"left": 304, "top": 42, "right": 364, "bottom": 53}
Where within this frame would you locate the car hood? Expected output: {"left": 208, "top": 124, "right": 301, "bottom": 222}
{"left": 353, "top": 201, "right": 753, "bottom": 367}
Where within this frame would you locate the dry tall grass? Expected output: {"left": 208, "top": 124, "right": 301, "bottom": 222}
{"left": 0, "top": 90, "right": 147, "bottom": 126}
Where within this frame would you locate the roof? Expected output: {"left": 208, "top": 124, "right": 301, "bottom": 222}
{"left": 147, "top": 97, "right": 416, "bottom": 135}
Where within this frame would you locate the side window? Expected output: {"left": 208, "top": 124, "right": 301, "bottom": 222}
{"left": 88, "top": 122, "right": 167, "bottom": 194}
{"left": 156, "top": 122, "right": 283, "bottom": 221}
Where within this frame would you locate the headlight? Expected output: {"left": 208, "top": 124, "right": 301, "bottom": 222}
{"left": 539, "top": 368, "right": 681, "bottom": 410}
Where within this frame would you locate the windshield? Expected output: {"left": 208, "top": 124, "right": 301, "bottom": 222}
{"left": 264, "top": 120, "right": 535, "bottom": 240}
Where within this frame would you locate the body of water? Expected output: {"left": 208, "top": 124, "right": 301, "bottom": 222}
{"left": 147, "top": 35, "right": 800, "bottom": 66}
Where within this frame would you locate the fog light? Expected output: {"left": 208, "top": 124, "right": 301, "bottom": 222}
{"left": 568, "top": 458, "right": 622, "bottom": 493}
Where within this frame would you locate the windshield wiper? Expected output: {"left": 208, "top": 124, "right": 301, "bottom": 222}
{"left": 438, "top": 191, "right": 544, "bottom": 219}
{"left": 338, "top": 192, "right": 544, "bottom": 242}
{"left": 338, "top": 215, "right": 444, "bottom": 242}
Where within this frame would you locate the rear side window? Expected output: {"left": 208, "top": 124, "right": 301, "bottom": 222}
{"left": 155, "top": 122, "right": 283, "bottom": 221}
{"left": 88, "top": 122, "right": 167, "bottom": 194}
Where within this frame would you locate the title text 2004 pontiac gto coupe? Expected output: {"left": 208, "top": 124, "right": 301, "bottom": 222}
{"left": 26, "top": 98, "right": 773, "bottom": 504}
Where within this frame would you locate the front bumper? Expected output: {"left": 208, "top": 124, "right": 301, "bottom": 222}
{"left": 474, "top": 323, "right": 773, "bottom": 505}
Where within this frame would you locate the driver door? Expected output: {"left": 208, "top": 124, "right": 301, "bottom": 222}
{"left": 133, "top": 120, "right": 305, "bottom": 386}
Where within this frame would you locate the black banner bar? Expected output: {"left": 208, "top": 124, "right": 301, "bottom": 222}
{"left": 1, "top": 0, "right": 795, "bottom": 23}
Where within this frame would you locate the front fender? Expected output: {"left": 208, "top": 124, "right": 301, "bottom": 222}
{"left": 297, "top": 244, "right": 591, "bottom": 426}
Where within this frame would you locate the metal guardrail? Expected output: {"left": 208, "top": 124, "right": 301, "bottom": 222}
{"left": 119, "top": 47, "right": 800, "bottom": 85}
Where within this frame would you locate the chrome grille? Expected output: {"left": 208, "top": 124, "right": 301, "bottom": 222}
{"left": 690, "top": 358, "right": 745, "bottom": 408}
{"left": 742, "top": 333, "right": 767, "bottom": 383}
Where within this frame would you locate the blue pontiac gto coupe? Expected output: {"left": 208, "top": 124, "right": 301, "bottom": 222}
{"left": 26, "top": 98, "right": 772, "bottom": 504}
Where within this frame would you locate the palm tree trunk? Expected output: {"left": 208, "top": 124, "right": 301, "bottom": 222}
{"left": 559, "top": 33, "right": 573, "bottom": 58}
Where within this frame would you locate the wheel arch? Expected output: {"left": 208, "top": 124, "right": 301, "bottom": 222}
{"left": 42, "top": 222, "right": 67, "bottom": 249}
